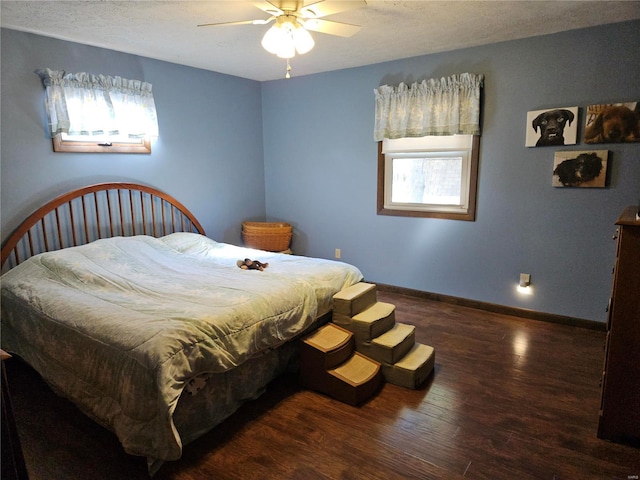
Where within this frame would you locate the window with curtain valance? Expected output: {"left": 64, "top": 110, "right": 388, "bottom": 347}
{"left": 36, "top": 68, "right": 159, "bottom": 153}
{"left": 374, "top": 73, "right": 484, "bottom": 221}
{"left": 373, "top": 72, "right": 483, "bottom": 141}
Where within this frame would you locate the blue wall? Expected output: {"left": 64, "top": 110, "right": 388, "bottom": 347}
{"left": 1, "top": 29, "right": 266, "bottom": 244}
{"left": 2, "top": 22, "right": 639, "bottom": 323}
{"left": 261, "top": 20, "right": 640, "bottom": 322}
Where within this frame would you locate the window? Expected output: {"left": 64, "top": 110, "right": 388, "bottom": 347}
{"left": 37, "top": 69, "right": 158, "bottom": 154}
{"left": 372, "top": 73, "right": 483, "bottom": 220}
{"left": 377, "top": 135, "right": 480, "bottom": 221}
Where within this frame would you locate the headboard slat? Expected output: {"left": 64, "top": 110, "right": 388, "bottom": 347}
{"left": 129, "top": 190, "right": 136, "bottom": 236}
{"left": 69, "top": 200, "right": 78, "bottom": 247}
{"left": 2, "top": 182, "right": 205, "bottom": 271}
{"left": 40, "top": 218, "right": 49, "bottom": 253}
{"left": 27, "top": 229, "right": 34, "bottom": 259}
{"left": 118, "top": 191, "right": 126, "bottom": 236}
{"left": 140, "top": 191, "right": 148, "bottom": 236}
{"left": 55, "top": 207, "right": 63, "bottom": 251}
{"left": 106, "top": 192, "right": 115, "bottom": 238}
{"left": 151, "top": 196, "right": 157, "bottom": 238}
{"left": 81, "top": 195, "right": 89, "bottom": 244}
{"left": 161, "top": 200, "right": 167, "bottom": 237}
{"left": 93, "top": 192, "right": 101, "bottom": 240}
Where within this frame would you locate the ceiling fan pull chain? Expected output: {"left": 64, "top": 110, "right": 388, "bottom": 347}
{"left": 285, "top": 59, "right": 292, "bottom": 79}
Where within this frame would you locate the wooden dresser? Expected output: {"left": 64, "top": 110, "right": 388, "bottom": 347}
{"left": 597, "top": 206, "right": 640, "bottom": 445}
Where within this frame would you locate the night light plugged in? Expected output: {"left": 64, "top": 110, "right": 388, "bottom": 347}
{"left": 517, "top": 273, "right": 532, "bottom": 294}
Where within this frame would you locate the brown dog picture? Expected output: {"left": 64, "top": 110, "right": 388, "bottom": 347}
{"left": 552, "top": 150, "right": 608, "bottom": 188}
{"left": 584, "top": 102, "right": 640, "bottom": 144}
{"left": 526, "top": 106, "right": 578, "bottom": 147}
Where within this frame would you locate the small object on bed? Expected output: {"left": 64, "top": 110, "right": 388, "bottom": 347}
{"left": 236, "top": 257, "right": 269, "bottom": 270}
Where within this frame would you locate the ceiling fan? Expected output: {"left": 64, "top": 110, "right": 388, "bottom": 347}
{"left": 198, "top": 1, "right": 366, "bottom": 77}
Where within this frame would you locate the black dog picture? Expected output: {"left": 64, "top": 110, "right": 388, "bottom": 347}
{"left": 526, "top": 106, "right": 578, "bottom": 147}
{"left": 552, "top": 150, "right": 608, "bottom": 188}
{"left": 585, "top": 102, "right": 640, "bottom": 144}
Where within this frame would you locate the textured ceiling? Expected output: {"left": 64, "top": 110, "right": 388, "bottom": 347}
{"left": 2, "top": 1, "right": 639, "bottom": 81}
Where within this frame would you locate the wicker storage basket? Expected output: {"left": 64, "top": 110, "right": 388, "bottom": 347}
{"left": 242, "top": 222, "right": 291, "bottom": 234}
{"left": 242, "top": 222, "right": 292, "bottom": 252}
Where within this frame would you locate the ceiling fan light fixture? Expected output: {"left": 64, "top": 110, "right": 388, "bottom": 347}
{"left": 261, "top": 22, "right": 288, "bottom": 55}
{"left": 261, "top": 15, "right": 314, "bottom": 59}
{"left": 292, "top": 24, "right": 314, "bottom": 55}
{"left": 275, "top": 40, "right": 296, "bottom": 59}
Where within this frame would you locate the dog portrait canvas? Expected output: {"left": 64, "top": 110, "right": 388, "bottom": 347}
{"left": 552, "top": 150, "right": 608, "bottom": 188}
{"left": 526, "top": 106, "right": 578, "bottom": 147}
{"left": 584, "top": 102, "right": 640, "bottom": 144}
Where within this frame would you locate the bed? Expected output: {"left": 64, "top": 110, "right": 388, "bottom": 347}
{"left": 0, "top": 182, "right": 363, "bottom": 474}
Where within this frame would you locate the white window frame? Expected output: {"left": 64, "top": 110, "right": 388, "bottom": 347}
{"left": 377, "top": 135, "right": 480, "bottom": 221}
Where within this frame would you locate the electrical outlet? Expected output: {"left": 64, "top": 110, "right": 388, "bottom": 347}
{"left": 335, "top": 248, "right": 341, "bottom": 259}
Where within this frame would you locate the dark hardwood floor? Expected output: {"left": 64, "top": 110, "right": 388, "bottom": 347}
{"left": 5, "top": 291, "right": 639, "bottom": 479}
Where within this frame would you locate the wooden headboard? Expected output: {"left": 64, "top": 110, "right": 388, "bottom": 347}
{"left": 1, "top": 182, "right": 205, "bottom": 271}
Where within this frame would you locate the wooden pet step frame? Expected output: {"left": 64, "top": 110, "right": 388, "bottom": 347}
{"left": 299, "top": 323, "right": 382, "bottom": 405}
{"left": 331, "top": 282, "right": 436, "bottom": 390}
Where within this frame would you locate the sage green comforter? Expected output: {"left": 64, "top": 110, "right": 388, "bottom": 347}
{"left": 1, "top": 233, "right": 363, "bottom": 465}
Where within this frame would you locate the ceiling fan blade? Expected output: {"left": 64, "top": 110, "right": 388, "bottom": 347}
{"left": 253, "top": 1, "right": 285, "bottom": 16}
{"left": 197, "top": 17, "right": 274, "bottom": 28}
{"left": 300, "top": 0, "right": 366, "bottom": 19}
{"left": 302, "top": 18, "right": 361, "bottom": 37}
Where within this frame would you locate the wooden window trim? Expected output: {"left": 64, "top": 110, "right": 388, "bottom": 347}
{"left": 52, "top": 134, "right": 151, "bottom": 154}
{"left": 376, "top": 135, "right": 480, "bottom": 221}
